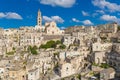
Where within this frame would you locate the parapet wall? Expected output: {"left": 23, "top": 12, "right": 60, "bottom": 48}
{"left": 43, "top": 35, "right": 63, "bottom": 41}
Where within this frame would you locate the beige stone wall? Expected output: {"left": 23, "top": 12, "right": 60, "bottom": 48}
{"left": 61, "top": 63, "right": 75, "bottom": 77}
{"left": 45, "top": 22, "right": 64, "bottom": 35}
{"left": 92, "top": 42, "right": 112, "bottom": 52}
{"left": 94, "top": 52, "right": 106, "bottom": 64}
{"left": 8, "top": 69, "right": 26, "bottom": 80}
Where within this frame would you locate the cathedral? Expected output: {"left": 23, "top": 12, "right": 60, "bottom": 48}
{"left": 35, "top": 9, "right": 64, "bottom": 35}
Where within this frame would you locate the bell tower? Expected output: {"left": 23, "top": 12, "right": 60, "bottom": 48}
{"left": 37, "top": 9, "right": 42, "bottom": 26}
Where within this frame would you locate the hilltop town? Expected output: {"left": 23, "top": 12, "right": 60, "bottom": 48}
{"left": 0, "top": 9, "right": 120, "bottom": 80}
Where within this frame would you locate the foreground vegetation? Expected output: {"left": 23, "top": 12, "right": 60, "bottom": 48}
{"left": 40, "top": 40, "right": 66, "bottom": 49}
{"left": 28, "top": 46, "right": 38, "bottom": 55}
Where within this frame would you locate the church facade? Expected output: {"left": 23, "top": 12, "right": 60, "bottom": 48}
{"left": 35, "top": 9, "right": 64, "bottom": 35}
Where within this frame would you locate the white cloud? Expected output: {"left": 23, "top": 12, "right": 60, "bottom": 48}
{"left": 43, "top": 16, "right": 52, "bottom": 22}
{"left": 81, "top": 11, "right": 89, "bottom": 16}
{"left": 92, "top": 10, "right": 105, "bottom": 17}
{"left": 40, "top": 0, "right": 76, "bottom": 8}
{"left": 60, "top": 26, "right": 66, "bottom": 30}
{"left": 43, "top": 16, "right": 64, "bottom": 23}
{"left": 100, "top": 15, "right": 118, "bottom": 21}
{"left": 0, "top": 13, "right": 6, "bottom": 18}
{"left": 92, "top": 13, "right": 98, "bottom": 17}
{"left": 100, "top": 14, "right": 120, "bottom": 24}
{"left": 0, "top": 12, "right": 22, "bottom": 20}
{"left": 82, "top": 20, "right": 93, "bottom": 25}
{"left": 52, "top": 16, "right": 64, "bottom": 23}
{"left": 92, "top": 0, "right": 120, "bottom": 12}
{"left": 6, "top": 12, "right": 23, "bottom": 19}
{"left": 96, "top": 10, "right": 105, "bottom": 14}
{"left": 72, "top": 18, "right": 80, "bottom": 22}
{"left": 72, "top": 18, "right": 93, "bottom": 25}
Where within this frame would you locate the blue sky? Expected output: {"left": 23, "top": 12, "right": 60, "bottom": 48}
{"left": 0, "top": 0, "right": 120, "bottom": 29}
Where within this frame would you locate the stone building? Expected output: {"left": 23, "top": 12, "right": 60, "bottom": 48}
{"left": 37, "top": 9, "right": 42, "bottom": 27}
{"left": 106, "top": 51, "right": 120, "bottom": 72}
{"left": 19, "top": 32, "right": 43, "bottom": 46}
{"left": 92, "top": 37, "right": 112, "bottom": 52}
{"left": 8, "top": 67, "right": 26, "bottom": 80}
{"left": 35, "top": 9, "right": 44, "bottom": 32}
{"left": 27, "top": 68, "right": 40, "bottom": 80}
{"left": 35, "top": 9, "right": 64, "bottom": 35}
{"left": 60, "top": 56, "right": 84, "bottom": 78}
{"left": 62, "top": 35, "right": 76, "bottom": 47}
{"left": 44, "top": 21, "right": 64, "bottom": 35}
{"left": 60, "top": 62, "right": 75, "bottom": 78}
{"left": 0, "top": 66, "right": 5, "bottom": 79}
{"left": 99, "top": 22, "right": 118, "bottom": 39}
{"left": 59, "top": 51, "right": 80, "bottom": 61}
{"left": 100, "top": 68, "right": 115, "bottom": 80}
{"left": 92, "top": 51, "right": 106, "bottom": 64}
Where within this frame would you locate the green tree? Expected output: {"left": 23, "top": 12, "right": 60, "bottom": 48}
{"left": 77, "top": 74, "right": 81, "bottom": 80}
{"left": 59, "top": 44, "right": 66, "bottom": 49}
{"left": 46, "top": 40, "right": 56, "bottom": 48}
{"left": 56, "top": 40, "right": 61, "bottom": 44}
{"left": 39, "top": 40, "right": 56, "bottom": 49}
{"left": 12, "top": 47, "right": 15, "bottom": 51}
{"left": 6, "top": 51, "right": 14, "bottom": 55}
{"left": 33, "top": 45, "right": 38, "bottom": 49}
{"left": 100, "top": 63, "right": 110, "bottom": 68}
{"left": 39, "top": 40, "right": 65, "bottom": 49}
{"left": 28, "top": 46, "right": 38, "bottom": 55}
{"left": 61, "top": 78, "right": 65, "bottom": 80}
{"left": 28, "top": 46, "right": 32, "bottom": 51}
{"left": 39, "top": 44, "right": 45, "bottom": 49}
{"left": 31, "top": 49, "right": 38, "bottom": 55}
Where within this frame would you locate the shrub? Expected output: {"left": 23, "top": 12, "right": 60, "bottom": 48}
{"left": 40, "top": 40, "right": 65, "bottom": 49}
{"left": 12, "top": 47, "right": 15, "bottom": 50}
{"left": 92, "top": 62, "right": 99, "bottom": 66}
{"left": 56, "top": 40, "right": 61, "bottom": 44}
{"left": 77, "top": 74, "right": 81, "bottom": 80}
{"left": 100, "top": 63, "right": 110, "bottom": 68}
{"left": 33, "top": 45, "right": 38, "bottom": 49}
{"left": 6, "top": 51, "right": 15, "bottom": 55}
{"left": 39, "top": 40, "right": 56, "bottom": 49}
{"left": 59, "top": 44, "right": 66, "bottom": 49}
{"left": 28, "top": 46, "right": 38, "bottom": 55}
